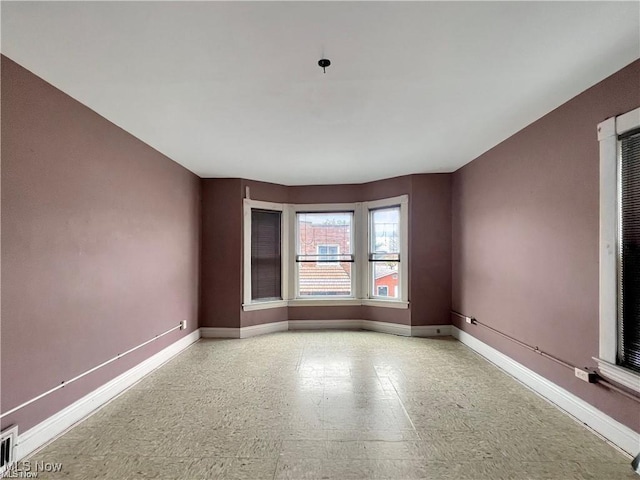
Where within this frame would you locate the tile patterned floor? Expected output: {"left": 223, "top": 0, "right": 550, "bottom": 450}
{"left": 15, "top": 331, "right": 636, "bottom": 479}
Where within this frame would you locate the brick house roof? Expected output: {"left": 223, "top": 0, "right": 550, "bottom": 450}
{"left": 298, "top": 265, "right": 351, "bottom": 295}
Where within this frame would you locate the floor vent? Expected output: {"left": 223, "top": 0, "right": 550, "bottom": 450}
{"left": 0, "top": 426, "right": 18, "bottom": 476}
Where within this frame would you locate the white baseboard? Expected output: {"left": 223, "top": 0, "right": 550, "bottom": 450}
{"left": 451, "top": 326, "right": 640, "bottom": 457}
{"left": 288, "top": 319, "right": 412, "bottom": 337}
{"left": 240, "top": 321, "right": 289, "bottom": 338}
{"left": 288, "top": 319, "right": 362, "bottom": 331}
{"left": 203, "top": 320, "right": 441, "bottom": 338}
{"left": 411, "top": 325, "right": 452, "bottom": 337}
{"left": 16, "top": 330, "right": 201, "bottom": 462}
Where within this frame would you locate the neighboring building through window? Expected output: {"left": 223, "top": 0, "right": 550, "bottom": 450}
{"left": 369, "top": 206, "right": 401, "bottom": 299}
{"left": 317, "top": 245, "right": 340, "bottom": 265}
{"left": 297, "top": 212, "right": 353, "bottom": 296}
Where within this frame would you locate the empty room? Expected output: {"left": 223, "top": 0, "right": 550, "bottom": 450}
{"left": 1, "top": 1, "right": 639, "bottom": 479}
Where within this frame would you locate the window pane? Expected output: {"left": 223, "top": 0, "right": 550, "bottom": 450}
{"left": 251, "top": 209, "right": 281, "bottom": 300}
{"left": 297, "top": 212, "right": 353, "bottom": 296}
{"left": 370, "top": 207, "right": 400, "bottom": 258}
{"left": 370, "top": 206, "right": 401, "bottom": 299}
{"left": 619, "top": 131, "right": 640, "bottom": 372}
{"left": 299, "top": 262, "right": 352, "bottom": 296}
{"left": 297, "top": 212, "right": 352, "bottom": 255}
{"left": 372, "top": 262, "right": 399, "bottom": 299}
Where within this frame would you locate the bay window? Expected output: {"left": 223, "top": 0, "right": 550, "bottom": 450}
{"left": 243, "top": 195, "right": 408, "bottom": 310}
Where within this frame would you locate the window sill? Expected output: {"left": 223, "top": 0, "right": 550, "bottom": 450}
{"left": 244, "top": 298, "right": 410, "bottom": 310}
{"left": 242, "top": 300, "right": 288, "bottom": 312}
{"left": 242, "top": 298, "right": 409, "bottom": 312}
{"left": 593, "top": 358, "right": 640, "bottom": 394}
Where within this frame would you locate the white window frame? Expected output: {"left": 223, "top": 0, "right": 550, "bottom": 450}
{"left": 293, "top": 206, "right": 357, "bottom": 300}
{"left": 596, "top": 106, "right": 640, "bottom": 393}
{"left": 243, "top": 195, "right": 409, "bottom": 310}
{"left": 367, "top": 203, "right": 403, "bottom": 301}
{"left": 361, "top": 195, "right": 409, "bottom": 308}
{"left": 242, "top": 199, "right": 288, "bottom": 311}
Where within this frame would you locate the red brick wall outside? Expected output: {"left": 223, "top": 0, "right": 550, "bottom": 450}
{"left": 374, "top": 272, "right": 399, "bottom": 297}
{"left": 298, "top": 222, "right": 351, "bottom": 256}
{"left": 298, "top": 221, "right": 352, "bottom": 295}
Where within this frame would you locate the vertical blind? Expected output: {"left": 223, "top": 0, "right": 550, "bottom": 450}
{"left": 619, "top": 130, "right": 640, "bottom": 372}
{"left": 251, "top": 209, "right": 281, "bottom": 301}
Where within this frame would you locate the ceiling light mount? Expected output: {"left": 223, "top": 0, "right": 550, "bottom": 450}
{"left": 318, "top": 58, "right": 331, "bottom": 73}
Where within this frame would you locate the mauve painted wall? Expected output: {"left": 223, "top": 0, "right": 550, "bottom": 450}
{"left": 452, "top": 59, "right": 640, "bottom": 431}
{"left": 200, "top": 178, "right": 243, "bottom": 328}
{"left": 1, "top": 56, "right": 200, "bottom": 432}
{"left": 214, "top": 175, "right": 451, "bottom": 327}
{"left": 410, "top": 175, "right": 452, "bottom": 326}
{"left": 361, "top": 175, "right": 412, "bottom": 202}
{"left": 288, "top": 183, "right": 363, "bottom": 205}
{"left": 242, "top": 307, "right": 288, "bottom": 328}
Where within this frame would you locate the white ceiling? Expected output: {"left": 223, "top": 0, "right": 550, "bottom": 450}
{"left": 2, "top": 1, "right": 639, "bottom": 185}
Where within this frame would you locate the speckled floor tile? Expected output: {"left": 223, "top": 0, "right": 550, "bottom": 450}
{"left": 418, "top": 430, "right": 510, "bottom": 461}
{"left": 325, "top": 428, "right": 420, "bottom": 441}
{"left": 325, "top": 440, "right": 425, "bottom": 460}
{"left": 578, "top": 460, "right": 639, "bottom": 479}
{"left": 17, "top": 331, "right": 635, "bottom": 479}
{"left": 280, "top": 439, "right": 328, "bottom": 458}
{"left": 273, "top": 456, "right": 322, "bottom": 479}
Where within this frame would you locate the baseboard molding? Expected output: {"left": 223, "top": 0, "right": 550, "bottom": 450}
{"left": 288, "top": 319, "right": 412, "bottom": 336}
{"left": 411, "top": 325, "right": 452, "bottom": 337}
{"left": 361, "top": 320, "right": 411, "bottom": 336}
{"left": 451, "top": 326, "right": 640, "bottom": 456}
{"left": 203, "top": 320, "right": 442, "bottom": 338}
{"left": 16, "top": 330, "right": 201, "bottom": 462}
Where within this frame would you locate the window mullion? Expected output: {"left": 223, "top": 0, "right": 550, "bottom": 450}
{"left": 355, "top": 203, "right": 367, "bottom": 299}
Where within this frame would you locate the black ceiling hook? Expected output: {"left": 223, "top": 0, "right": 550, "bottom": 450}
{"left": 318, "top": 58, "right": 331, "bottom": 73}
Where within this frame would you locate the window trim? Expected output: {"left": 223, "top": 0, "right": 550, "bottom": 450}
{"left": 243, "top": 199, "right": 288, "bottom": 310}
{"left": 596, "top": 106, "right": 640, "bottom": 393}
{"left": 243, "top": 195, "right": 409, "bottom": 311}
{"left": 294, "top": 207, "right": 356, "bottom": 299}
{"left": 368, "top": 203, "right": 403, "bottom": 301}
{"left": 364, "top": 195, "right": 409, "bottom": 305}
